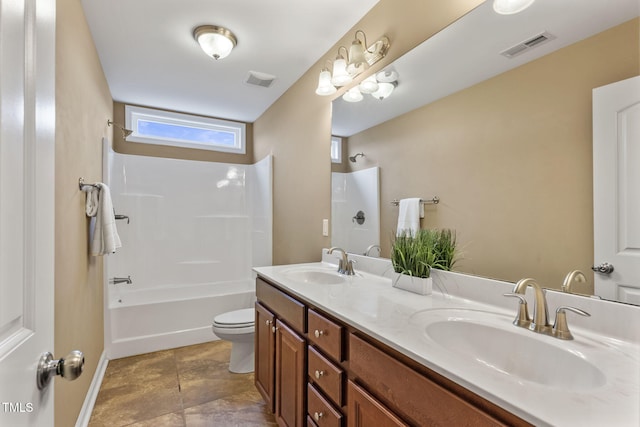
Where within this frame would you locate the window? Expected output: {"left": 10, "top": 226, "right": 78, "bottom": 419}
{"left": 125, "top": 105, "right": 246, "bottom": 154}
{"left": 331, "top": 136, "right": 342, "bottom": 163}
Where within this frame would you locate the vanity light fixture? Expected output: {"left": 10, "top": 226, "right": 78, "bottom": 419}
{"left": 493, "top": 0, "right": 535, "bottom": 15}
{"left": 315, "top": 30, "right": 390, "bottom": 96}
{"left": 343, "top": 87, "right": 364, "bottom": 103}
{"left": 340, "top": 68, "right": 398, "bottom": 102}
{"left": 193, "top": 25, "right": 237, "bottom": 60}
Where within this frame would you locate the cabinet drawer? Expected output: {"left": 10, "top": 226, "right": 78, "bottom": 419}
{"left": 308, "top": 309, "right": 342, "bottom": 361}
{"left": 307, "top": 383, "right": 343, "bottom": 427}
{"left": 347, "top": 380, "right": 407, "bottom": 427}
{"left": 256, "top": 277, "right": 306, "bottom": 333}
{"left": 349, "top": 333, "right": 510, "bottom": 427}
{"left": 308, "top": 346, "right": 344, "bottom": 406}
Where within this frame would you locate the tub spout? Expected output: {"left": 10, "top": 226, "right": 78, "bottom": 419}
{"left": 110, "top": 276, "right": 132, "bottom": 285}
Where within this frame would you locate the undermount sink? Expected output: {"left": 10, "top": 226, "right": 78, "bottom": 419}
{"left": 416, "top": 309, "right": 606, "bottom": 390}
{"left": 282, "top": 267, "right": 346, "bottom": 285}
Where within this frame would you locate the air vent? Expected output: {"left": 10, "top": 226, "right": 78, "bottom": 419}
{"left": 500, "top": 31, "right": 556, "bottom": 58}
{"left": 244, "top": 71, "right": 276, "bottom": 88}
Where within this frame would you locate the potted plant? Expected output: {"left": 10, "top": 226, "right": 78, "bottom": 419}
{"left": 390, "top": 228, "right": 457, "bottom": 295}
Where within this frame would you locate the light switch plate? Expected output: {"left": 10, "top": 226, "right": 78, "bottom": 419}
{"left": 322, "top": 219, "right": 329, "bottom": 236}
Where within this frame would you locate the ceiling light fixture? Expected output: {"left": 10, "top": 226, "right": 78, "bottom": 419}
{"left": 193, "top": 25, "right": 237, "bottom": 60}
{"left": 493, "top": 0, "right": 535, "bottom": 15}
{"left": 315, "top": 30, "right": 390, "bottom": 96}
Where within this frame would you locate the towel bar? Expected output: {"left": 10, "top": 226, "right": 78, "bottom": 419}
{"left": 391, "top": 197, "right": 439, "bottom": 206}
{"left": 78, "top": 177, "right": 99, "bottom": 192}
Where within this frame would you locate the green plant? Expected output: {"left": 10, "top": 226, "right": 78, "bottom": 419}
{"left": 391, "top": 230, "right": 436, "bottom": 278}
{"left": 391, "top": 228, "right": 458, "bottom": 278}
{"left": 431, "top": 228, "right": 458, "bottom": 271}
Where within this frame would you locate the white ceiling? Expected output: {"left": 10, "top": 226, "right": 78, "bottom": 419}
{"left": 333, "top": 0, "right": 640, "bottom": 137}
{"left": 81, "top": 0, "right": 380, "bottom": 123}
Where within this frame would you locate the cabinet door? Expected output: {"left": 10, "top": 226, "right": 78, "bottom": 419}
{"left": 347, "top": 381, "right": 408, "bottom": 427}
{"left": 275, "top": 319, "right": 307, "bottom": 427}
{"left": 255, "top": 302, "right": 276, "bottom": 412}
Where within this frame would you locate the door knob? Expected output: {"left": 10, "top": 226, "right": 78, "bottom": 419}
{"left": 36, "top": 350, "right": 85, "bottom": 390}
{"left": 592, "top": 262, "right": 614, "bottom": 274}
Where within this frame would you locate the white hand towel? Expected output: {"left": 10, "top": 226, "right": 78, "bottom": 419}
{"left": 396, "top": 198, "right": 423, "bottom": 236}
{"left": 90, "top": 183, "right": 122, "bottom": 256}
{"left": 85, "top": 187, "right": 99, "bottom": 217}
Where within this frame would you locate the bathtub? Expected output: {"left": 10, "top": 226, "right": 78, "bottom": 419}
{"left": 105, "top": 279, "right": 255, "bottom": 359}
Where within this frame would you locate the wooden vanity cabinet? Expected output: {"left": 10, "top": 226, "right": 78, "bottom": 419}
{"left": 255, "top": 302, "right": 275, "bottom": 412}
{"left": 255, "top": 276, "right": 531, "bottom": 427}
{"left": 275, "top": 319, "right": 306, "bottom": 427}
{"left": 347, "top": 380, "right": 407, "bottom": 427}
{"left": 256, "top": 278, "right": 307, "bottom": 427}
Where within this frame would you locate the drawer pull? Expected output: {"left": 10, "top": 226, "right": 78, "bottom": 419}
{"left": 265, "top": 319, "right": 272, "bottom": 326}
{"left": 314, "top": 329, "right": 325, "bottom": 338}
{"left": 314, "top": 411, "right": 324, "bottom": 421}
{"left": 314, "top": 370, "right": 325, "bottom": 379}
{"left": 272, "top": 326, "right": 277, "bottom": 333}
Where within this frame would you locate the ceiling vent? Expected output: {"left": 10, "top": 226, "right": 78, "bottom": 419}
{"left": 244, "top": 71, "right": 276, "bottom": 88}
{"left": 500, "top": 31, "right": 556, "bottom": 58}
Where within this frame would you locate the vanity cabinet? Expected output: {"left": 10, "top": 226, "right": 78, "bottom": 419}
{"left": 255, "top": 302, "right": 275, "bottom": 412}
{"left": 255, "top": 276, "right": 530, "bottom": 427}
{"left": 256, "top": 278, "right": 307, "bottom": 427}
{"left": 275, "top": 319, "right": 306, "bottom": 427}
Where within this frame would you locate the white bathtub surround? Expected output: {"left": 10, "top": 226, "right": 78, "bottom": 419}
{"left": 331, "top": 167, "right": 380, "bottom": 255}
{"left": 257, "top": 252, "right": 640, "bottom": 427}
{"left": 103, "top": 141, "right": 272, "bottom": 359}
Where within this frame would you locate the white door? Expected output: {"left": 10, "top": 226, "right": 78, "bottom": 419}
{"left": 0, "top": 0, "right": 56, "bottom": 425}
{"left": 593, "top": 76, "right": 640, "bottom": 305}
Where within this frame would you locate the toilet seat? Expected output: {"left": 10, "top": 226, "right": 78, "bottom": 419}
{"left": 213, "top": 308, "right": 254, "bottom": 329}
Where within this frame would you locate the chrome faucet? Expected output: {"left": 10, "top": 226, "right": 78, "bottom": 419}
{"left": 364, "top": 244, "right": 381, "bottom": 257}
{"left": 110, "top": 276, "right": 132, "bottom": 285}
{"left": 328, "top": 247, "right": 355, "bottom": 275}
{"left": 562, "top": 270, "right": 587, "bottom": 293}
{"left": 511, "top": 278, "right": 550, "bottom": 333}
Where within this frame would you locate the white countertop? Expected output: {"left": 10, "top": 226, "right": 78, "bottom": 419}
{"left": 253, "top": 256, "right": 640, "bottom": 427}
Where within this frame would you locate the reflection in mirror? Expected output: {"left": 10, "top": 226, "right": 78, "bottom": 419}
{"left": 330, "top": 0, "right": 640, "bottom": 304}
{"left": 331, "top": 167, "right": 380, "bottom": 255}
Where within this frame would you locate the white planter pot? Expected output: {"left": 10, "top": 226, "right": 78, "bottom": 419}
{"left": 392, "top": 273, "right": 432, "bottom": 295}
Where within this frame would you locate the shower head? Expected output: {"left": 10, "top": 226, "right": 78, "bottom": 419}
{"left": 108, "top": 120, "right": 134, "bottom": 139}
{"left": 349, "top": 152, "right": 365, "bottom": 163}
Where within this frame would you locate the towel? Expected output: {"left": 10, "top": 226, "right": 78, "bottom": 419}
{"left": 87, "top": 183, "right": 122, "bottom": 256}
{"left": 396, "top": 198, "right": 423, "bottom": 236}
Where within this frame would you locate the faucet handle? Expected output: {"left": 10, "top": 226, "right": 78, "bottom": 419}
{"left": 503, "top": 293, "right": 531, "bottom": 328}
{"left": 552, "top": 306, "right": 590, "bottom": 340}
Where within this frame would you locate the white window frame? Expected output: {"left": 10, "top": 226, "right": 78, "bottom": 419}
{"left": 125, "top": 105, "right": 246, "bottom": 154}
{"left": 331, "top": 136, "right": 343, "bottom": 164}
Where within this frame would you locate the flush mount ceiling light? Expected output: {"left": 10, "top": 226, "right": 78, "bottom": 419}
{"left": 315, "top": 30, "right": 390, "bottom": 96}
{"left": 193, "top": 25, "right": 237, "bottom": 60}
{"left": 493, "top": 0, "right": 535, "bottom": 15}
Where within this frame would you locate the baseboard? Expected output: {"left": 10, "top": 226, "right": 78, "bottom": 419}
{"left": 75, "top": 351, "right": 109, "bottom": 427}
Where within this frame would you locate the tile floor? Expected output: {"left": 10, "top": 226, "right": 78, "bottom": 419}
{"left": 88, "top": 340, "right": 277, "bottom": 427}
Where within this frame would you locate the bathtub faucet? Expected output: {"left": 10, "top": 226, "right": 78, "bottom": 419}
{"left": 110, "top": 276, "right": 132, "bottom": 285}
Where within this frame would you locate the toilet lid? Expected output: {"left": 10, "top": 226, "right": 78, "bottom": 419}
{"left": 213, "top": 308, "right": 254, "bottom": 327}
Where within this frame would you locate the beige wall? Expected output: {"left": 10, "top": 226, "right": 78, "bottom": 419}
{"left": 346, "top": 19, "right": 640, "bottom": 292}
{"left": 112, "top": 102, "right": 254, "bottom": 164}
{"left": 253, "top": 0, "right": 485, "bottom": 265}
{"left": 55, "top": 0, "right": 112, "bottom": 425}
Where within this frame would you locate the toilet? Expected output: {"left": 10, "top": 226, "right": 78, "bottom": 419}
{"left": 211, "top": 308, "right": 255, "bottom": 373}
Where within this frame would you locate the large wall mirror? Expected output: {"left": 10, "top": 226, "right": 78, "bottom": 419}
{"left": 331, "top": 0, "right": 640, "bottom": 305}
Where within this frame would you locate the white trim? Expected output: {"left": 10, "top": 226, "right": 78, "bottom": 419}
{"left": 74, "top": 351, "right": 109, "bottom": 427}
{"left": 124, "top": 105, "right": 246, "bottom": 154}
